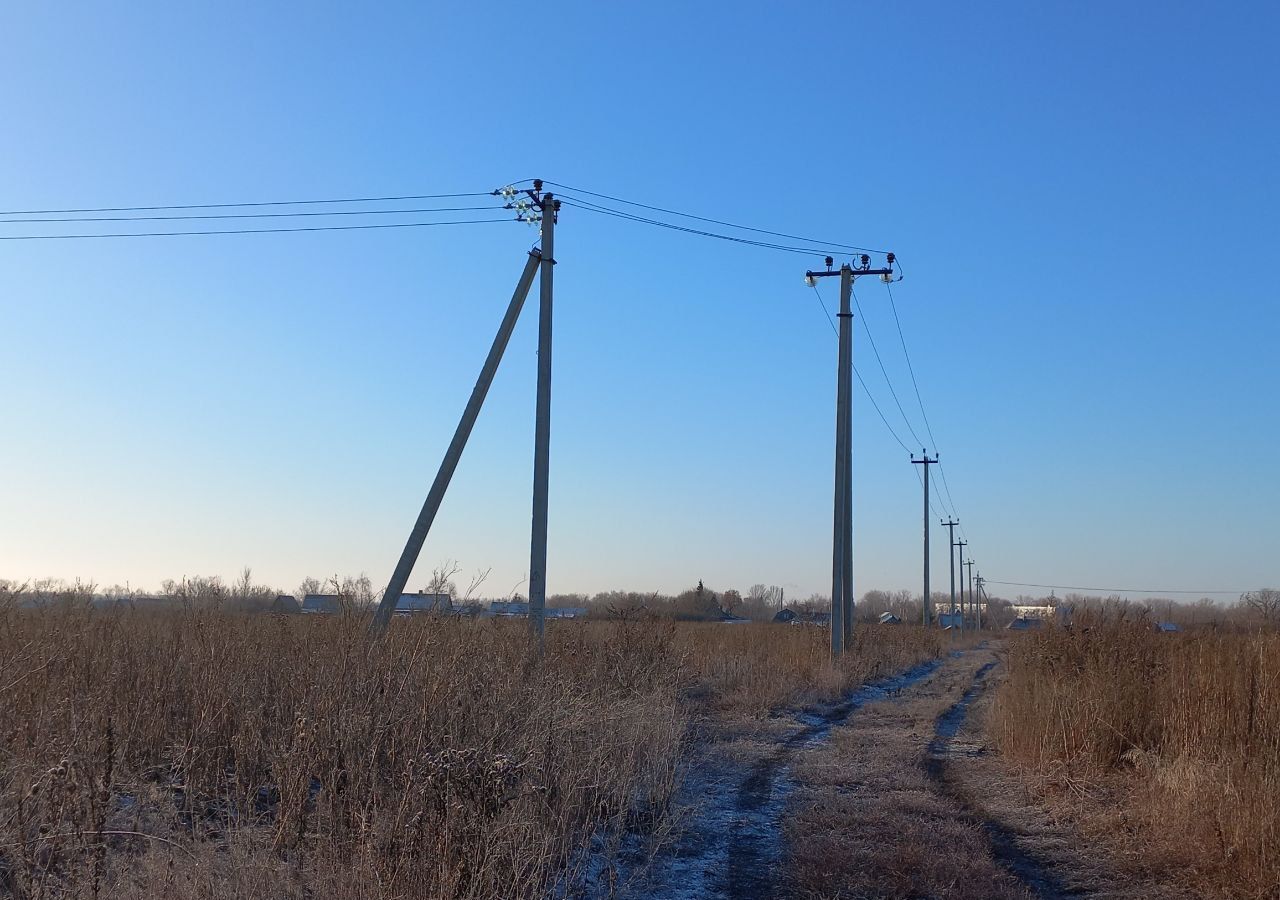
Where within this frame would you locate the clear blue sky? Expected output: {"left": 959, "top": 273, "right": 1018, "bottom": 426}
{"left": 2, "top": 1, "right": 1276, "bottom": 600}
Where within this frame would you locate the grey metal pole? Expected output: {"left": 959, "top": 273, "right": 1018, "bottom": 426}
{"left": 371, "top": 251, "right": 543, "bottom": 634}
{"left": 830, "top": 264, "right": 852, "bottom": 659}
{"left": 956, "top": 539, "right": 968, "bottom": 628}
{"left": 841, "top": 270, "right": 854, "bottom": 649}
{"left": 528, "top": 195, "right": 557, "bottom": 654}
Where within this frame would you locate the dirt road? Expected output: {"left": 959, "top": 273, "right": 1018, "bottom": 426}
{"left": 608, "top": 643, "right": 1190, "bottom": 900}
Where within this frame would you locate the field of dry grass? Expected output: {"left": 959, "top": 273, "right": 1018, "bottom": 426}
{"left": 991, "top": 617, "right": 1280, "bottom": 898}
{"left": 0, "top": 601, "right": 939, "bottom": 899}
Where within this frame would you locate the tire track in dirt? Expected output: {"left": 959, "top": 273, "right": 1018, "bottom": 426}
{"left": 925, "top": 660, "right": 1083, "bottom": 899}
{"left": 614, "top": 659, "right": 943, "bottom": 900}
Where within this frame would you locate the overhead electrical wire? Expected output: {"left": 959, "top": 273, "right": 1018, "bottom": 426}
{"left": 539, "top": 179, "right": 890, "bottom": 255}
{"left": 883, "top": 280, "right": 964, "bottom": 525}
{"left": 0, "top": 191, "right": 494, "bottom": 217}
{"left": 556, "top": 196, "right": 838, "bottom": 257}
{"left": 0, "top": 205, "right": 504, "bottom": 225}
{"left": 985, "top": 580, "right": 1248, "bottom": 596}
{"left": 850, "top": 284, "right": 928, "bottom": 454}
{"left": 812, "top": 284, "right": 913, "bottom": 454}
{"left": 0, "top": 218, "right": 516, "bottom": 241}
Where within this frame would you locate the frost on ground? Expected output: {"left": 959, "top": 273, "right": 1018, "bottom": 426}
{"left": 590, "top": 661, "right": 943, "bottom": 900}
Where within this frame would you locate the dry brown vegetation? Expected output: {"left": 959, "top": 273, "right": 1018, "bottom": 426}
{"left": 0, "top": 598, "right": 939, "bottom": 899}
{"left": 992, "top": 617, "right": 1280, "bottom": 898}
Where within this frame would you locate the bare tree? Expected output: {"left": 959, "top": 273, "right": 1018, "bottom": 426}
{"left": 425, "top": 560, "right": 462, "bottom": 598}
{"left": 1242, "top": 589, "right": 1280, "bottom": 622}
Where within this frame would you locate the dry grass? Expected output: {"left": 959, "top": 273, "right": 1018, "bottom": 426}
{"left": 0, "top": 602, "right": 939, "bottom": 899}
{"left": 672, "top": 622, "right": 943, "bottom": 718}
{"left": 991, "top": 618, "right": 1280, "bottom": 898}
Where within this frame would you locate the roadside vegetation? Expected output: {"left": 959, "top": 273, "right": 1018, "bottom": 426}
{"left": 992, "top": 612, "right": 1280, "bottom": 898}
{"left": 0, "top": 584, "right": 939, "bottom": 899}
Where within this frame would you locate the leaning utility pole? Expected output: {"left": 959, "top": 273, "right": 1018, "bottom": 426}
{"left": 805, "top": 254, "right": 896, "bottom": 660}
{"left": 955, "top": 538, "right": 968, "bottom": 628}
{"left": 942, "top": 518, "right": 959, "bottom": 620}
{"left": 911, "top": 451, "right": 938, "bottom": 626}
{"left": 370, "top": 249, "right": 543, "bottom": 634}
{"left": 528, "top": 186, "right": 559, "bottom": 654}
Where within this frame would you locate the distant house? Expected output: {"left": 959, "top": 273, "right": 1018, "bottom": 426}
{"left": 302, "top": 594, "right": 343, "bottom": 615}
{"left": 773, "top": 608, "right": 798, "bottom": 624}
{"left": 879, "top": 612, "right": 903, "bottom": 625}
{"left": 1006, "top": 616, "right": 1044, "bottom": 631}
{"left": 394, "top": 592, "right": 452, "bottom": 615}
{"left": 545, "top": 607, "right": 588, "bottom": 619}
{"left": 1155, "top": 621, "right": 1182, "bottom": 633}
{"left": 935, "top": 612, "right": 962, "bottom": 628}
{"left": 490, "top": 600, "right": 530, "bottom": 617}
{"left": 793, "top": 611, "right": 832, "bottom": 627}
{"left": 271, "top": 594, "right": 301, "bottom": 614}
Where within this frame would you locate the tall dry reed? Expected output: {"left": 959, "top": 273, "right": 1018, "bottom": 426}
{"left": 0, "top": 603, "right": 939, "bottom": 899}
{"left": 992, "top": 617, "right": 1280, "bottom": 897}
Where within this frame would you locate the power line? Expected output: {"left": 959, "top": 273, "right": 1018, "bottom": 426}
{"left": 850, "top": 284, "right": 927, "bottom": 453}
{"left": 884, "top": 280, "right": 960, "bottom": 520}
{"left": 912, "top": 465, "right": 947, "bottom": 521}
{"left": 541, "top": 180, "right": 890, "bottom": 255}
{"left": 985, "top": 580, "right": 1248, "bottom": 596}
{"left": 0, "top": 191, "right": 494, "bottom": 217}
{"left": 557, "top": 196, "right": 835, "bottom": 257}
{"left": 0, "top": 205, "right": 504, "bottom": 225}
{"left": 0, "top": 217, "right": 515, "bottom": 241}
{"left": 813, "top": 285, "right": 912, "bottom": 453}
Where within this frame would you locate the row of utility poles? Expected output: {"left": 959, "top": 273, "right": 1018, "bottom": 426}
{"left": 368, "top": 183, "right": 976, "bottom": 662}
{"left": 939, "top": 518, "right": 981, "bottom": 630}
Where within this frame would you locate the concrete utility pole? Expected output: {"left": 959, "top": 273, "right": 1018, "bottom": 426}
{"left": 964, "top": 558, "right": 976, "bottom": 629}
{"left": 828, "top": 262, "right": 851, "bottom": 659}
{"left": 370, "top": 250, "right": 543, "bottom": 634}
{"left": 911, "top": 451, "right": 938, "bottom": 626}
{"left": 805, "top": 254, "right": 895, "bottom": 660}
{"left": 955, "top": 539, "right": 968, "bottom": 628}
{"left": 975, "top": 573, "right": 985, "bottom": 630}
{"left": 528, "top": 185, "right": 559, "bottom": 654}
{"left": 942, "top": 518, "right": 959, "bottom": 620}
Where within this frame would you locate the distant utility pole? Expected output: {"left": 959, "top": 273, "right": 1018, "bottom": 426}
{"left": 964, "top": 558, "right": 976, "bottom": 629}
{"left": 974, "top": 573, "right": 985, "bottom": 630}
{"left": 912, "top": 451, "right": 939, "bottom": 626}
{"left": 528, "top": 184, "right": 559, "bottom": 654}
{"left": 942, "top": 518, "right": 959, "bottom": 619}
{"left": 805, "top": 254, "right": 896, "bottom": 660}
{"left": 955, "top": 539, "right": 968, "bottom": 629}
